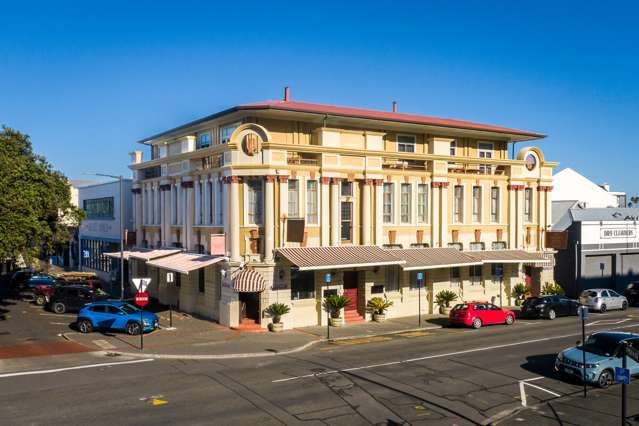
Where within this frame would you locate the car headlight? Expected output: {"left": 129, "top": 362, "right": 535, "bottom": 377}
{"left": 557, "top": 352, "right": 564, "bottom": 361}
{"left": 585, "top": 363, "right": 599, "bottom": 369}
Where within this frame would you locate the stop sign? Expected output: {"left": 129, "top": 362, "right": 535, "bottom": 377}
{"left": 134, "top": 292, "right": 149, "bottom": 308}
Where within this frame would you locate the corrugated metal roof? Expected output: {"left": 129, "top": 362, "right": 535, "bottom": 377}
{"left": 388, "top": 248, "right": 481, "bottom": 271}
{"left": 465, "top": 250, "right": 550, "bottom": 264}
{"left": 276, "top": 246, "right": 405, "bottom": 271}
{"left": 570, "top": 208, "right": 639, "bottom": 222}
{"left": 146, "top": 253, "right": 226, "bottom": 274}
{"left": 103, "top": 248, "right": 181, "bottom": 261}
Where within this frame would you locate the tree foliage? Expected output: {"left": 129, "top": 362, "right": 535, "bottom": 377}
{"left": 0, "top": 126, "right": 83, "bottom": 263}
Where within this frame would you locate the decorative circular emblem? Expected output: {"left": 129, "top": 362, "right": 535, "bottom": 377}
{"left": 525, "top": 153, "right": 537, "bottom": 171}
{"left": 242, "top": 133, "right": 261, "bottom": 156}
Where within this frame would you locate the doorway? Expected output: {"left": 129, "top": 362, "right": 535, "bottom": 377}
{"left": 342, "top": 271, "right": 359, "bottom": 315}
{"left": 239, "top": 292, "right": 261, "bottom": 323}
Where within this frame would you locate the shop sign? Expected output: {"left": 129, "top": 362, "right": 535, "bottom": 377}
{"left": 600, "top": 228, "right": 636, "bottom": 239}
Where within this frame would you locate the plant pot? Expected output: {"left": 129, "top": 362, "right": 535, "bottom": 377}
{"left": 329, "top": 317, "right": 343, "bottom": 327}
{"left": 439, "top": 306, "right": 452, "bottom": 315}
{"left": 373, "top": 313, "right": 386, "bottom": 322}
{"left": 269, "top": 322, "right": 284, "bottom": 332}
{"left": 515, "top": 299, "right": 522, "bottom": 306}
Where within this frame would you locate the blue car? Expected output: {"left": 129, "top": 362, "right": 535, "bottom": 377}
{"left": 76, "top": 301, "right": 159, "bottom": 335}
{"left": 555, "top": 331, "right": 639, "bottom": 388}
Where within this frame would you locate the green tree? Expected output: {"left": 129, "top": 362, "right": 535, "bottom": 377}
{"left": 0, "top": 126, "right": 83, "bottom": 263}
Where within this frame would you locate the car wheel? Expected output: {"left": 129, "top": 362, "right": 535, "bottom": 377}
{"left": 35, "top": 295, "right": 46, "bottom": 306}
{"left": 505, "top": 314, "right": 514, "bottom": 325}
{"left": 600, "top": 304, "right": 607, "bottom": 313}
{"left": 597, "top": 369, "right": 613, "bottom": 388}
{"left": 472, "top": 318, "right": 482, "bottom": 329}
{"left": 548, "top": 309, "right": 556, "bottom": 320}
{"left": 78, "top": 319, "right": 93, "bottom": 334}
{"left": 622, "top": 301, "right": 628, "bottom": 310}
{"left": 53, "top": 302, "right": 66, "bottom": 314}
{"left": 126, "top": 321, "right": 141, "bottom": 335}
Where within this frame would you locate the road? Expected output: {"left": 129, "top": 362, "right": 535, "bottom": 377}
{"left": 1, "top": 299, "right": 639, "bottom": 425}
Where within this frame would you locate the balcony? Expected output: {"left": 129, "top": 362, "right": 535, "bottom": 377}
{"left": 447, "top": 162, "right": 506, "bottom": 175}
{"left": 287, "top": 153, "right": 319, "bottom": 166}
{"left": 382, "top": 158, "right": 429, "bottom": 171}
{"left": 140, "top": 166, "right": 161, "bottom": 179}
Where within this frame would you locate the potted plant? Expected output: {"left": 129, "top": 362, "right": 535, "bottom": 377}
{"left": 325, "top": 294, "right": 351, "bottom": 327}
{"left": 512, "top": 283, "right": 531, "bottom": 305}
{"left": 265, "top": 303, "right": 290, "bottom": 332}
{"left": 367, "top": 297, "right": 394, "bottom": 322}
{"left": 541, "top": 281, "right": 565, "bottom": 296}
{"left": 435, "top": 289, "right": 458, "bottom": 315}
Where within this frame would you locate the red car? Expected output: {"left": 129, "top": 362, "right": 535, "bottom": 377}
{"left": 449, "top": 301, "right": 516, "bottom": 329}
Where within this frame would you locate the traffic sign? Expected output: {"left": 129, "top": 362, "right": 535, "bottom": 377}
{"left": 578, "top": 305, "right": 589, "bottom": 321}
{"left": 325, "top": 272, "right": 331, "bottom": 283}
{"left": 616, "top": 367, "right": 631, "bottom": 384}
{"left": 132, "top": 277, "right": 151, "bottom": 292}
{"left": 134, "top": 291, "right": 149, "bottom": 307}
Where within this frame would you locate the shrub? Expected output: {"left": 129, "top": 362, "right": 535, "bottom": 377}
{"left": 367, "top": 297, "right": 394, "bottom": 315}
{"left": 435, "top": 289, "right": 458, "bottom": 308}
{"left": 325, "top": 294, "right": 352, "bottom": 318}
{"left": 265, "top": 303, "right": 290, "bottom": 324}
{"left": 542, "top": 282, "right": 565, "bottom": 296}
{"left": 512, "top": 283, "right": 531, "bottom": 300}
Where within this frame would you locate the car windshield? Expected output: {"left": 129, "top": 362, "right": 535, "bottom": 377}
{"left": 583, "top": 334, "right": 622, "bottom": 357}
{"left": 120, "top": 304, "right": 140, "bottom": 314}
{"left": 92, "top": 288, "right": 109, "bottom": 297}
{"left": 581, "top": 290, "right": 598, "bottom": 298}
{"left": 524, "top": 297, "right": 540, "bottom": 305}
{"left": 452, "top": 304, "right": 468, "bottom": 311}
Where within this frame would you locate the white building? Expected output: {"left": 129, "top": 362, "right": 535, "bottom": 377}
{"left": 552, "top": 168, "right": 626, "bottom": 208}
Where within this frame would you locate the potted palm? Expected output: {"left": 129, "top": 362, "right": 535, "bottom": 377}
{"left": 367, "top": 297, "right": 394, "bottom": 322}
{"left": 512, "top": 283, "right": 531, "bottom": 305}
{"left": 541, "top": 281, "right": 565, "bottom": 296}
{"left": 435, "top": 289, "right": 458, "bottom": 314}
{"left": 265, "top": 303, "right": 290, "bottom": 332}
{"left": 325, "top": 294, "right": 351, "bottom": 327}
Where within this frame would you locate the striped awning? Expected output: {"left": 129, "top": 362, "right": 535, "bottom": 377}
{"left": 465, "top": 250, "right": 550, "bottom": 264}
{"left": 146, "top": 253, "right": 227, "bottom": 274}
{"left": 276, "top": 246, "right": 405, "bottom": 271}
{"left": 389, "top": 248, "right": 482, "bottom": 271}
{"left": 233, "top": 269, "right": 267, "bottom": 292}
{"left": 103, "top": 248, "right": 181, "bottom": 261}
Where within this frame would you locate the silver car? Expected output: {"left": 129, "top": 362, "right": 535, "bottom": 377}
{"left": 579, "top": 289, "right": 628, "bottom": 313}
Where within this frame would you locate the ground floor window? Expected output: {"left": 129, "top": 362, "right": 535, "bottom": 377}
{"left": 469, "top": 265, "right": 482, "bottom": 285}
{"left": 198, "top": 269, "right": 205, "bottom": 293}
{"left": 291, "top": 269, "right": 315, "bottom": 300}
{"left": 450, "top": 268, "right": 461, "bottom": 287}
{"left": 385, "top": 266, "right": 400, "bottom": 292}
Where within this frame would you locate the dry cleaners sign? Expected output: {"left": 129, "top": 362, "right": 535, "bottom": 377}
{"left": 600, "top": 227, "right": 636, "bottom": 239}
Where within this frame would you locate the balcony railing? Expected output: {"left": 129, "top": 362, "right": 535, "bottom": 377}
{"left": 382, "top": 158, "right": 428, "bottom": 171}
{"left": 141, "top": 166, "right": 161, "bottom": 179}
{"left": 287, "top": 156, "right": 319, "bottom": 166}
{"left": 447, "top": 162, "right": 505, "bottom": 175}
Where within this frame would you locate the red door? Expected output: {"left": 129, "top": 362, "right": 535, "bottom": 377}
{"left": 342, "top": 271, "right": 359, "bottom": 314}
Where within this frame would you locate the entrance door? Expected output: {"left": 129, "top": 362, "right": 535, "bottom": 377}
{"left": 239, "top": 292, "right": 260, "bottom": 323}
{"left": 342, "top": 271, "right": 359, "bottom": 314}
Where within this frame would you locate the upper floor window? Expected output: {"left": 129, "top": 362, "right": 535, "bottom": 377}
{"left": 306, "top": 180, "right": 318, "bottom": 225}
{"left": 340, "top": 201, "right": 352, "bottom": 241}
{"left": 83, "top": 197, "right": 114, "bottom": 220}
{"left": 453, "top": 185, "right": 464, "bottom": 223}
{"left": 400, "top": 183, "right": 411, "bottom": 223}
{"left": 472, "top": 186, "right": 482, "bottom": 222}
{"left": 246, "top": 178, "right": 263, "bottom": 225}
{"left": 478, "top": 142, "right": 493, "bottom": 174}
{"left": 197, "top": 132, "right": 211, "bottom": 149}
{"left": 492, "top": 241, "right": 507, "bottom": 250}
{"left": 450, "top": 140, "right": 457, "bottom": 156}
{"left": 469, "top": 242, "right": 485, "bottom": 251}
{"left": 525, "top": 188, "right": 533, "bottom": 222}
{"left": 383, "top": 183, "right": 394, "bottom": 223}
{"left": 219, "top": 123, "right": 240, "bottom": 144}
{"left": 490, "top": 187, "right": 500, "bottom": 223}
{"left": 341, "top": 181, "right": 353, "bottom": 197}
{"left": 448, "top": 242, "right": 463, "bottom": 251}
{"left": 397, "top": 135, "right": 416, "bottom": 153}
{"left": 151, "top": 145, "right": 159, "bottom": 160}
{"left": 288, "top": 179, "right": 299, "bottom": 217}
{"left": 417, "top": 184, "right": 428, "bottom": 223}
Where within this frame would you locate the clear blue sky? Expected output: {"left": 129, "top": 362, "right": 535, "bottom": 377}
{"left": 1, "top": 1, "right": 637, "bottom": 195}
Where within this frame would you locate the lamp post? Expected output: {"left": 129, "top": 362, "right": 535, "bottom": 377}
{"left": 85, "top": 173, "right": 125, "bottom": 300}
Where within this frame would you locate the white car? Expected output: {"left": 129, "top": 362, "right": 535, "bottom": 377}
{"left": 579, "top": 288, "right": 628, "bottom": 313}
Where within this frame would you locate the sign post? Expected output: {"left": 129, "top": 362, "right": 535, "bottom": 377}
{"left": 325, "top": 272, "right": 331, "bottom": 340}
{"left": 416, "top": 272, "right": 424, "bottom": 327}
{"left": 578, "top": 305, "right": 589, "bottom": 397}
{"left": 617, "top": 338, "right": 639, "bottom": 426}
{"left": 132, "top": 278, "right": 151, "bottom": 351}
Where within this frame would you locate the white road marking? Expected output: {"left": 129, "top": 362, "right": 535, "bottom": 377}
{"left": 272, "top": 322, "right": 639, "bottom": 383}
{"left": 519, "top": 377, "right": 561, "bottom": 407}
{"left": 49, "top": 322, "right": 69, "bottom": 325}
{"left": 587, "top": 318, "right": 630, "bottom": 327}
{"left": 521, "top": 376, "right": 544, "bottom": 382}
{"left": 0, "top": 358, "right": 154, "bottom": 379}
{"left": 39, "top": 313, "right": 74, "bottom": 318}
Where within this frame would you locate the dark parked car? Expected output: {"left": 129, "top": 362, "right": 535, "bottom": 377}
{"left": 7, "top": 269, "right": 36, "bottom": 291}
{"left": 625, "top": 283, "right": 639, "bottom": 306}
{"left": 24, "top": 275, "right": 58, "bottom": 290}
{"left": 47, "top": 285, "right": 110, "bottom": 314}
{"left": 520, "top": 295, "right": 579, "bottom": 320}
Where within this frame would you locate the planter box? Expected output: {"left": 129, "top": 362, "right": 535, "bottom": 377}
{"left": 373, "top": 313, "right": 386, "bottom": 322}
{"left": 269, "top": 322, "right": 284, "bottom": 332}
{"left": 329, "top": 317, "right": 343, "bottom": 327}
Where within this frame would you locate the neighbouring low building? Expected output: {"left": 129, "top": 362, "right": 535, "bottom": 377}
{"left": 121, "top": 89, "right": 556, "bottom": 330}
{"left": 552, "top": 167, "right": 626, "bottom": 208}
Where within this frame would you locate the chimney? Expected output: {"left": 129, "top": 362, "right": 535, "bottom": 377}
{"left": 392, "top": 100, "right": 397, "bottom": 113}
{"left": 284, "top": 86, "right": 290, "bottom": 102}
{"left": 129, "top": 150, "right": 143, "bottom": 164}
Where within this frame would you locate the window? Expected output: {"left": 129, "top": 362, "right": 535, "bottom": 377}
{"left": 490, "top": 187, "right": 500, "bottom": 223}
{"left": 450, "top": 267, "right": 461, "bottom": 286}
{"left": 525, "top": 188, "right": 533, "bottom": 222}
{"left": 246, "top": 178, "right": 263, "bottom": 225}
{"left": 448, "top": 242, "right": 463, "bottom": 251}
{"left": 83, "top": 197, "right": 114, "bottom": 220}
{"left": 492, "top": 241, "right": 507, "bottom": 250}
{"left": 291, "top": 270, "right": 315, "bottom": 300}
{"left": 472, "top": 186, "right": 482, "bottom": 222}
{"left": 491, "top": 263, "right": 504, "bottom": 279}
{"left": 417, "top": 184, "right": 428, "bottom": 223}
{"left": 341, "top": 181, "right": 353, "bottom": 197}
{"left": 410, "top": 243, "right": 430, "bottom": 248}
{"left": 383, "top": 183, "right": 394, "bottom": 223}
{"left": 341, "top": 201, "right": 352, "bottom": 241}
{"left": 450, "top": 140, "right": 457, "bottom": 156}
{"left": 478, "top": 142, "right": 493, "bottom": 174}
{"left": 382, "top": 243, "right": 403, "bottom": 249}
{"left": 175, "top": 273, "right": 181, "bottom": 287}
{"left": 470, "top": 265, "right": 482, "bottom": 285}
{"left": 469, "top": 242, "right": 485, "bottom": 251}
{"left": 288, "top": 180, "right": 299, "bottom": 217}
{"left": 454, "top": 185, "right": 464, "bottom": 223}
{"left": 198, "top": 269, "right": 205, "bottom": 293}
{"left": 219, "top": 123, "right": 240, "bottom": 144}
{"left": 400, "top": 184, "right": 411, "bottom": 223}
{"left": 397, "top": 135, "right": 416, "bottom": 153}
{"left": 306, "top": 180, "right": 318, "bottom": 225}
{"left": 197, "top": 132, "right": 211, "bottom": 149}
{"left": 385, "top": 266, "right": 399, "bottom": 292}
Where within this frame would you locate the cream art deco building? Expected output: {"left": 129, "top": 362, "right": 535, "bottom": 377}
{"left": 126, "top": 89, "right": 555, "bottom": 329}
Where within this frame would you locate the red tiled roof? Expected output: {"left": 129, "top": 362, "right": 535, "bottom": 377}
{"left": 240, "top": 100, "right": 545, "bottom": 139}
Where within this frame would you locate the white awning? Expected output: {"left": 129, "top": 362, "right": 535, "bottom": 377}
{"left": 146, "top": 253, "right": 227, "bottom": 274}
{"left": 103, "top": 248, "right": 181, "bottom": 261}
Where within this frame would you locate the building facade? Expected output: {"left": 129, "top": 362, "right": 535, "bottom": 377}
{"left": 552, "top": 167, "right": 626, "bottom": 208}
{"left": 128, "top": 93, "right": 556, "bottom": 329}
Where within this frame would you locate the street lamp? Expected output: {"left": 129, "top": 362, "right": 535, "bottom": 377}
{"left": 84, "top": 173, "right": 125, "bottom": 300}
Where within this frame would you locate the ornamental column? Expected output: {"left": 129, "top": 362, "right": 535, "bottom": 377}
{"left": 154, "top": 182, "right": 160, "bottom": 225}
{"left": 194, "top": 177, "right": 201, "bottom": 226}
{"left": 373, "top": 180, "right": 383, "bottom": 245}
{"left": 264, "top": 176, "right": 275, "bottom": 261}
{"left": 508, "top": 184, "right": 517, "bottom": 249}
{"left": 361, "top": 179, "right": 372, "bottom": 245}
{"left": 440, "top": 182, "right": 449, "bottom": 246}
{"left": 229, "top": 176, "right": 241, "bottom": 262}
{"left": 320, "top": 177, "right": 330, "bottom": 246}
{"left": 204, "top": 176, "right": 212, "bottom": 225}
{"left": 278, "top": 175, "right": 289, "bottom": 246}
{"left": 431, "top": 182, "right": 441, "bottom": 247}
{"left": 330, "top": 177, "right": 341, "bottom": 246}
{"left": 170, "top": 183, "right": 176, "bottom": 225}
{"left": 186, "top": 178, "right": 195, "bottom": 250}
{"left": 133, "top": 186, "right": 143, "bottom": 245}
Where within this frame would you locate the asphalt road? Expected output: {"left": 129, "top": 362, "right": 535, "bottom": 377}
{"left": 2, "top": 303, "right": 639, "bottom": 425}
